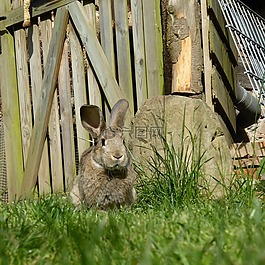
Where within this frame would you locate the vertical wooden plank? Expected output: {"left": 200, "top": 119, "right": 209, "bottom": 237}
{"left": 21, "top": 7, "right": 69, "bottom": 198}
{"left": 113, "top": 0, "right": 134, "bottom": 113}
{"left": 28, "top": 22, "right": 51, "bottom": 194}
{"left": 142, "top": 0, "right": 164, "bottom": 98}
{"left": 131, "top": 0, "right": 147, "bottom": 108}
{"left": 99, "top": 0, "right": 116, "bottom": 76}
{"left": 69, "top": 22, "right": 90, "bottom": 160}
{"left": 98, "top": 0, "right": 114, "bottom": 120}
{"left": 13, "top": 0, "right": 32, "bottom": 165}
{"left": 0, "top": 0, "right": 24, "bottom": 201}
{"left": 58, "top": 40, "right": 76, "bottom": 190}
{"left": 84, "top": 1, "right": 101, "bottom": 107}
{"left": 201, "top": 0, "right": 214, "bottom": 109}
{"left": 40, "top": 14, "right": 64, "bottom": 193}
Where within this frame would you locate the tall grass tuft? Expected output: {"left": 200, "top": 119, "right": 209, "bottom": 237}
{"left": 134, "top": 115, "right": 209, "bottom": 210}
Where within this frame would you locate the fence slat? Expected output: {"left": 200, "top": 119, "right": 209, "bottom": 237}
{"left": 28, "top": 23, "right": 51, "bottom": 194}
{"left": 131, "top": 0, "right": 147, "bottom": 108}
{"left": 0, "top": 0, "right": 24, "bottom": 201}
{"left": 142, "top": 0, "right": 164, "bottom": 97}
{"left": 21, "top": 7, "right": 69, "bottom": 198}
{"left": 69, "top": 22, "right": 90, "bottom": 160}
{"left": 14, "top": 29, "right": 32, "bottom": 163}
{"left": 99, "top": 0, "right": 116, "bottom": 76}
{"left": 13, "top": 0, "right": 32, "bottom": 165}
{"left": 113, "top": 0, "right": 134, "bottom": 113}
{"left": 68, "top": 1, "right": 125, "bottom": 109}
{"left": 84, "top": 2, "right": 101, "bottom": 107}
{"left": 201, "top": 0, "right": 214, "bottom": 108}
{"left": 40, "top": 15, "right": 64, "bottom": 193}
{"left": 58, "top": 41, "right": 76, "bottom": 190}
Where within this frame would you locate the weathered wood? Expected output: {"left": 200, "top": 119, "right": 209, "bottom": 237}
{"left": 113, "top": 0, "right": 134, "bottom": 113}
{"left": 99, "top": 0, "right": 116, "bottom": 76}
{"left": 142, "top": 0, "right": 164, "bottom": 97}
{"left": 21, "top": 7, "right": 69, "bottom": 198}
{"left": 131, "top": 0, "right": 147, "bottom": 108}
{"left": 69, "top": 22, "right": 90, "bottom": 160}
{"left": 172, "top": 36, "right": 192, "bottom": 92}
{"left": 0, "top": 0, "right": 76, "bottom": 29}
{"left": 207, "top": 0, "right": 238, "bottom": 66}
{"left": 40, "top": 14, "right": 64, "bottom": 193}
{"left": 68, "top": 1, "right": 125, "bottom": 109}
{"left": 212, "top": 70, "right": 236, "bottom": 132}
{"left": 169, "top": 0, "right": 202, "bottom": 94}
{"left": 58, "top": 40, "right": 76, "bottom": 190}
{"left": 209, "top": 21, "right": 237, "bottom": 94}
{"left": 201, "top": 0, "right": 213, "bottom": 109}
{"left": 84, "top": 2, "right": 101, "bottom": 107}
{"left": 28, "top": 22, "right": 51, "bottom": 194}
{"left": 0, "top": 0, "right": 24, "bottom": 201}
{"left": 13, "top": 28, "right": 32, "bottom": 164}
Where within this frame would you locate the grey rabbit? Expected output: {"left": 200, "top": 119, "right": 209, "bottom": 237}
{"left": 70, "top": 99, "right": 136, "bottom": 209}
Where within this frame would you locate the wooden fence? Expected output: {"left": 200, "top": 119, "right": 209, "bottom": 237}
{"left": 201, "top": 0, "right": 237, "bottom": 142}
{"left": 0, "top": 0, "right": 163, "bottom": 201}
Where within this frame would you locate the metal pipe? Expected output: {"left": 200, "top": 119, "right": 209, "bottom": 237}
{"left": 235, "top": 84, "right": 261, "bottom": 128}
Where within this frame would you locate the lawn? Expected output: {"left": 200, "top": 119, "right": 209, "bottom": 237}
{"left": 0, "top": 192, "right": 265, "bottom": 265}
{"left": 1, "top": 136, "right": 265, "bottom": 265}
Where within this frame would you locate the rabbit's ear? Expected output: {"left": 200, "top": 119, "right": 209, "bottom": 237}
{"left": 109, "top": 99, "right": 129, "bottom": 128}
{"left": 80, "top": 105, "right": 106, "bottom": 138}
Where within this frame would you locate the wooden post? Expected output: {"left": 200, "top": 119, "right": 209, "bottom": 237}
{"left": 21, "top": 7, "right": 69, "bottom": 198}
{"left": 0, "top": 0, "right": 24, "bottom": 201}
{"left": 168, "top": 0, "right": 203, "bottom": 94}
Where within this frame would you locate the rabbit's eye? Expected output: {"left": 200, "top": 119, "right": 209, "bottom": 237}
{"left": 101, "top": 139, "right": 106, "bottom": 146}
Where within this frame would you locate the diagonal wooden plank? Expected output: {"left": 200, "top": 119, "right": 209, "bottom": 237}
{"left": 28, "top": 23, "right": 51, "bottom": 194}
{"left": 21, "top": 6, "right": 69, "bottom": 198}
{"left": 68, "top": 1, "right": 125, "bottom": 108}
{"left": 40, "top": 14, "right": 64, "bottom": 193}
{"left": 0, "top": 0, "right": 76, "bottom": 29}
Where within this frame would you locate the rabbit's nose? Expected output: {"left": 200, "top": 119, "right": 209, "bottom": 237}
{"left": 112, "top": 154, "right": 124, "bottom": 160}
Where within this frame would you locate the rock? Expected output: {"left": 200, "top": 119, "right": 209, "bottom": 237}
{"left": 129, "top": 95, "right": 232, "bottom": 198}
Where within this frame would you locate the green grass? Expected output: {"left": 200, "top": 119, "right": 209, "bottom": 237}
{"left": 1, "top": 136, "right": 265, "bottom": 264}
{"left": 1, "top": 195, "right": 265, "bottom": 264}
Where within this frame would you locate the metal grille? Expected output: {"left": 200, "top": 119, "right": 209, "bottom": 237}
{"left": 218, "top": 0, "right": 265, "bottom": 110}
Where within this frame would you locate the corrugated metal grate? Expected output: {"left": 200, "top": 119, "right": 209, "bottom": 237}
{"left": 218, "top": 0, "right": 265, "bottom": 110}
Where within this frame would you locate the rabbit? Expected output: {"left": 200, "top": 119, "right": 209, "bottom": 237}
{"left": 70, "top": 99, "right": 136, "bottom": 209}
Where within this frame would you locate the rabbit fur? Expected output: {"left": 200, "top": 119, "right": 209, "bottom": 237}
{"left": 70, "top": 99, "right": 136, "bottom": 209}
